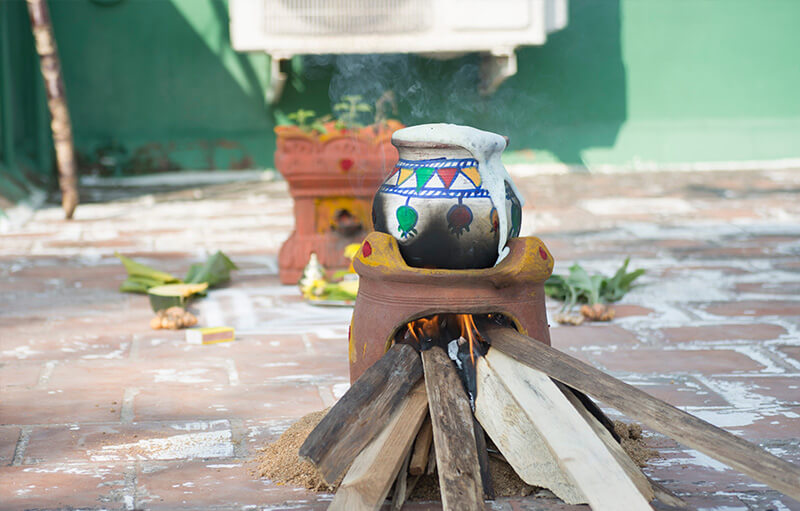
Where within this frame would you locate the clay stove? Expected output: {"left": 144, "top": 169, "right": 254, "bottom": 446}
{"left": 347, "top": 231, "right": 554, "bottom": 382}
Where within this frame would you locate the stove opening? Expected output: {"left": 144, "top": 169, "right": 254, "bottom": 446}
{"left": 393, "top": 312, "right": 518, "bottom": 408}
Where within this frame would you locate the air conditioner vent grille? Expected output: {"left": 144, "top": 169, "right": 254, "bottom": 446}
{"left": 263, "top": 0, "right": 431, "bottom": 35}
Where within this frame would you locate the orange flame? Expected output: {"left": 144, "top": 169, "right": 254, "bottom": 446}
{"left": 404, "top": 313, "right": 481, "bottom": 364}
{"left": 455, "top": 314, "right": 479, "bottom": 365}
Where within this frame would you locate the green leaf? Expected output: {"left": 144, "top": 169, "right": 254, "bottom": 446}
{"left": 119, "top": 280, "right": 152, "bottom": 294}
{"left": 600, "top": 257, "right": 646, "bottom": 303}
{"left": 116, "top": 252, "right": 180, "bottom": 294}
{"left": 566, "top": 263, "right": 601, "bottom": 305}
{"left": 184, "top": 251, "right": 238, "bottom": 287}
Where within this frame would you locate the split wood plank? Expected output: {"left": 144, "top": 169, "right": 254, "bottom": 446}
{"left": 421, "top": 346, "right": 484, "bottom": 511}
{"left": 426, "top": 442, "right": 436, "bottom": 475}
{"left": 479, "top": 321, "right": 800, "bottom": 501}
{"left": 473, "top": 418, "right": 495, "bottom": 500}
{"left": 484, "top": 348, "right": 653, "bottom": 511}
{"left": 329, "top": 381, "right": 429, "bottom": 511}
{"left": 300, "top": 343, "right": 423, "bottom": 484}
{"left": 559, "top": 383, "right": 655, "bottom": 502}
{"left": 409, "top": 415, "right": 432, "bottom": 476}
{"left": 569, "top": 387, "right": 620, "bottom": 441}
{"left": 390, "top": 449, "right": 412, "bottom": 511}
{"left": 559, "top": 384, "right": 687, "bottom": 509}
{"left": 474, "top": 356, "right": 586, "bottom": 505}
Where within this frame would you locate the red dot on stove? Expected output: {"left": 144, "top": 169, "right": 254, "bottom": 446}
{"left": 339, "top": 158, "right": 354, "bottom": 172}
{"left": 363, "top": 241, "right": 372, "bottom": 257}
{"left": 539, "top": 247, "right": 548, "bottom": 260}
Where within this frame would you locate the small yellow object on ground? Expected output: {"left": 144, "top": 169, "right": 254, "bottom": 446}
{"left": 186, "top": 326, "right": 235, "bottom": 345}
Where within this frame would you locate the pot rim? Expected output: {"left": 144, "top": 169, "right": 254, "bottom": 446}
{"left": 392, "top": 136, "right": 510, "bottom": 150}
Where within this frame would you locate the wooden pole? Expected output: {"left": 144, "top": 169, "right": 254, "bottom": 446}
{"left": 329, "top": 381, "right": 428, "bottom": 511}
{"left": 478, "top": 321, "right": 800, "bottom": 501}
{"left": 422, "top": 346, "right": 484, "bottom": 511}
{"left": 299, "top": 343, "right": 422, "bottom": 484}
{"left": 480, "top": 349, "right": 652, "bottom": 510}
{"left": 409, "top": 415, "right": 432, "bottom": 476}
{"left": 26, "top": 0, "right": 78, "bottom": 219}
{"left": 474, "top": 355, "right": 585, "bottom": 505}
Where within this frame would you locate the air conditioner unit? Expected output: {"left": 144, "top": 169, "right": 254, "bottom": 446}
{"left": 229, "top": 0, "right": 568, "bottom": 102}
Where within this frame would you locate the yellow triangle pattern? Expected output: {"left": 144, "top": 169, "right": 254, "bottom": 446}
{"left": 398, "top": 168, "right": 415, "bottom": 186}
{"left": 462, "top": 167, "right": 481, "bottom": 187}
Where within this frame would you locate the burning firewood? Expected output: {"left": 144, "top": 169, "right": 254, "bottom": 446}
{"left": 474, "top": 353, "right": 586, "bottom": 505}
{"left": 408, "top": 416, "right": 432, "bottom": 477}
{"left": 299, "top": 343, "right": 422, "bottom": 484}
{"left": 421, "top": 346, "right": 484, "bottom": 511}
{"left": 329, "top": 381, "right": 428, "bottom": 511}
{"left": 477, "top": 348, "right": 651, "bottom": 510}
{"left": 477, "top": 320, "right": 800, "bottom": 502}
{"left": 299, "top": 308, "right": 797, "bottom": 510}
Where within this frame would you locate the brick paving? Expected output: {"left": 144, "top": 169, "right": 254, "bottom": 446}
{"left": 1, "top": 168, "right": 800, "bottom": 510}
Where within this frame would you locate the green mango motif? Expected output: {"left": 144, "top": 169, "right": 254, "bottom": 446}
{"left": 396, "top": 205, "right": 418, "bottom": 238}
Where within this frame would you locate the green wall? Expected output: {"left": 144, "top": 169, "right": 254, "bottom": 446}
{"left": 3, "top": 0, "right": 800, "bottom": 188}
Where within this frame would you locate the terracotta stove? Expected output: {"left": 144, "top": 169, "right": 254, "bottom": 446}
{"left": 347, "top": 231, "right": 554, "bottom": 382}
{"left": 274, "top": 131, "right": 400, "bottom": 284}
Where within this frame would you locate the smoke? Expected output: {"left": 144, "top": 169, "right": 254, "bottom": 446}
{"left": 296, "top": 52, "right": 548, "bottom": 155}
{"left": 323, "top": 53, "right": 490, "bottom": 126}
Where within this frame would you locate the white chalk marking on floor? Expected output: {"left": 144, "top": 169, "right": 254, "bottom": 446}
{"left": 229, "top": 289, "right": 257, "bottom": 329}
{"left": 121, "top": 388, "right": 139, "bottom": 424}
{"left": 36, "top": 360, "right": 56, "bottom": 388}
{"left": 301, "top": 334, "right": 315, "bottom": 355}
{"left": 90, "top": 429, "right": 234, "bottom": 461}
{"left": 224, "top": 359, "right": 240, "bottom": 386}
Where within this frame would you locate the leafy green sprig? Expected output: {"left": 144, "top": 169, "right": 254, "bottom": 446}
{"left": 545, "top": 258, "right": 645, "bottom": 313}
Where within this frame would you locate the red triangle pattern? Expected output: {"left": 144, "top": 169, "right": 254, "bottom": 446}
{"left": 438, "top": 167, "right": 458, "bottom": 188}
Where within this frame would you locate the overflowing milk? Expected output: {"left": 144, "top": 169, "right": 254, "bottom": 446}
{"left": 392, "top": 124, "right": 524, "bottom": 264}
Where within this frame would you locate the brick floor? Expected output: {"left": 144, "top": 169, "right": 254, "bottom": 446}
{"left": 1, "top": 169, "right": 800, "bottom": 510}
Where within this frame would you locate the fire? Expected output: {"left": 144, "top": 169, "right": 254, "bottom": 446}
{"left": 456, "top": 314, "right": 480, "bottom": 365}
{"left": 402, "top": 313, "right": 483, "bottom": 364}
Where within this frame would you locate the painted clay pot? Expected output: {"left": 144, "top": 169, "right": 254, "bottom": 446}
{"left": 372, "top": 133, "right": 522, "bottom": 269}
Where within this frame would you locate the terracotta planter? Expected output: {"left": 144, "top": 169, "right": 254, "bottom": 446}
{"left": 275, "top": 122, "right": 402, "bottom": 284}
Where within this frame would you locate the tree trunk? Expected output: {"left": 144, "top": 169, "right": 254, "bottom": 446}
{"left": 26, "top": 0, "right": 78, "bottom": 219}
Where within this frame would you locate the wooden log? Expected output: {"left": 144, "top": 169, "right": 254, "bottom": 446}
{"left": 559, "top": 384, "right": 687, "bottom": 509}
{"left": 559, "top": 383, "right": 655, "bottom": 502}
{"left": 421, "top": 346, "right": 484, "bottom": 511}
{"left": 483, "top": 348, "right": 653, "bottom": 511}
{"left": 409, "top": 415, "right": 432, "bottom": 476}
{"left": 650, "top": 480, "right": 688, "bottom": 509}
{"left": 390, "top": 449, "right": 412, "bottom": 511}
{"left": 568, "top": 386, "right": 620, "bottom": 442}
{"left": 329, "top": 381, "right": 428, "bottom": 511}
{"left": 478, "top": 321, "right": 800, "bottom": 501}
{"left": 300, "top": 343, "right": 422, "bottom": 484}
{"left": 472, "top": 418, "right": 495, "bottom": 500}
{"left": 426, "top": 442, "right": 436, "bottom": 475}
{"left": 474, "top": 355, "right": 586, "bottom": 505}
